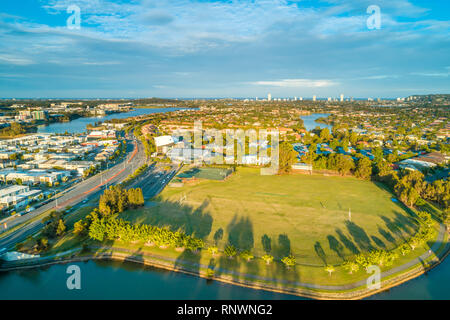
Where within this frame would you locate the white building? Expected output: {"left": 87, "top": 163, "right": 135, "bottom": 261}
{"left": 0, "top": 185, "right": 30, "bottom": 199}
{"left": 155, "top": 135, "right": 175, "bottom": 153}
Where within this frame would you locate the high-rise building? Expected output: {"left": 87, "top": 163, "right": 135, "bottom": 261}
{"left": 313, "top": 95, "right": 317, "bottom": 102}
{"left": 340, "top": 94, "right": 344, "bottom": 102}
{"left": 32, "top": 110, "right": 48, "bottom": 121}
{"left": 268, "top": 93, "right": 272, "bottom": 101}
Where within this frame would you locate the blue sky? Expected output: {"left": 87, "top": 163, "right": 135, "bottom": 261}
{"left": 0, "top": 0, "right": 449, "bottom": 98}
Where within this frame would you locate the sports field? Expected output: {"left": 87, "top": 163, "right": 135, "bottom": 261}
{"left": 123, "top": 167, "right": 419, "bottom": 265}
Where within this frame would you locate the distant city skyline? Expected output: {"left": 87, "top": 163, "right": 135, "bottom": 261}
{"left": 0, "top": 0, "right": 449, "bottom": 98}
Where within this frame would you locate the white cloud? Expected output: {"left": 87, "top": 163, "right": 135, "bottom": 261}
{"left": 251, "top": 79, "right": 337, "bottom": 88}
{"left": 0, "top": 54, "right": 34, "bottom": 65}
{"left": 410, "top": 72, "right": 449, "bottom": 77}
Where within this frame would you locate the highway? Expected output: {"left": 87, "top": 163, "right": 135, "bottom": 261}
{"left": 0, "top": 137, "right": 147, "bottom": 250}
{"left": 129, "top": 163, "right": 180, "bottom": 200}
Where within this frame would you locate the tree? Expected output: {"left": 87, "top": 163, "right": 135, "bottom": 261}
{"left": 39, "top": 237, "right": 49, "bottom": 251}
{"left": 224, "top": 245, "right": 237, "bottom": 259}
{"left": 372, "top": 147, "right": 384, "bottom": 164}
{"left": 208, "top": 246, "right": 219, "bottom": 257}
{"left": 375, "top": 160, "right": 392, "bottom": 178}
{"left": 240, "top": 250, "right": 254, "bottom": 262}
{"left": 355, "top": 254, "right": 370, "bottom": 271}
{"left": 343, "top": 261, "right": 359, "bottom": 274}
{"left": 349, "top": 131, "right": 359, "bottom": 145}
{"left": 281, "top": 255, "right": 296, "bottom": 269}
{"left": 324, "top": 265, "right": 335, "bottom": 276}
{"left": 328, "top": 154, "right": 355, "bottom": 176}
{"left": 261, "top": 254, "right": 274, "bottom": 265}
{"left": 73, "top": 220, "right": 86, "bottom": 236}
{"left": 399, "top": 243, "right": 411, "bottom": 256}
{"left": 320, "top": 128, "right": 331, "bottom": 142}
{"left": 278, "top": 142, "right": 298, "bottom": 174}
{"left": 355, "top": 157, "right": 372, "bottom": 180}
{"left": 56, "top": 219, "right": 66, "bottom": 236}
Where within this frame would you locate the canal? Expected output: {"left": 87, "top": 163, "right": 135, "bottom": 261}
{"left": 37, "top": 107, "right": 183, "bottom": 134}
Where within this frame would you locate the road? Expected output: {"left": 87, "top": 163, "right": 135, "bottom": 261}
{"left": 128, "top": 163, "right": 180, "bottom": 200}
{"left": 0, "top": 137, "right": 147, "bottom": 250}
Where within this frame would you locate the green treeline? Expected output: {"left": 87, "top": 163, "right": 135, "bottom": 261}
{"left": 98, "top": 185, "right": 144, "bottom": 216}
{"left": 88, "top": 213, "right": 204, "bottom": 250}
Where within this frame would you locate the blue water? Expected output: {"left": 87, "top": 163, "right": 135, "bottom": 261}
{"left": 0, "top": 255, "right": 449, "bottom": 299}
{"left": 300, "top": 113, "right": 332, "bottom": 131}
{"left": 37, "top": 107, "right": 182, "bottom": 134}
{"left": 0, "top": 260, "right": 304, "bottom": 300}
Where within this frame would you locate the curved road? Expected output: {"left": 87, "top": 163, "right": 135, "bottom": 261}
{"left": 0, "top": 137, "right": 147, "bottom": 250}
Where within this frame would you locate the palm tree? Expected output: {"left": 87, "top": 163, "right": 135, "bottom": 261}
{"left": 240, "top": 250, "right": 254, "bottom": 262}
{"left": 208, "top": 246, "right": 219, "bottom": 257}
{"left": 325, "top": 265, "right": 335, "bottom": 276}
{"left": 224, "top": 245, "right": 237, "bottom": 259}
{"left": 281, "top": 255, "right": 296, "bottom": 270}
{"left": 343, "top": 261, "right": 359, "bottom": 274}
{"left": 399, "top": 243, "right": 411, "bottom": 256}
{"left": 262, "top": 254, "right": 274, "bottom": 265}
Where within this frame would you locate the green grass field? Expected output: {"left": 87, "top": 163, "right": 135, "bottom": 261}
{"left": 122, "top": 167, "right": 420, "bottom": 265}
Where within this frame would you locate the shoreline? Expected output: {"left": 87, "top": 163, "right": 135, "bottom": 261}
{"left": 1, "top": 235, "right": 449, "bottom": 300}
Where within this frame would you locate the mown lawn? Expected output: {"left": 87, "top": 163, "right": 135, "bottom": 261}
{"left": 121, "top": 167, "right": 419, "bottom": 265}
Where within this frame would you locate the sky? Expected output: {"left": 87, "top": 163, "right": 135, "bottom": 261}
{"left": 0, "top": 0, "right": 449, "bottom": 99}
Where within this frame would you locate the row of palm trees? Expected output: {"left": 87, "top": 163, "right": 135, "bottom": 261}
{"left": 325, "top": 212, "right": 435, "bottom": 277}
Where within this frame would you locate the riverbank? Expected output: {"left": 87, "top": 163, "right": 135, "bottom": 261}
{"left": 1, "top": 226, "right": 448, "bottom": 300}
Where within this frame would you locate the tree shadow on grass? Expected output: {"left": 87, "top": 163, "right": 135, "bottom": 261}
{"left": 174, "top": 249, "right": 202, "bottom": 276}
{"left": 345, "top": 221, "right": 374, "bottom": 251}
{"left": 314, "top": 241, "right": 327, "bottom": 265}
{"left": 261, "top": 234, "right": 272, "bottom": 254}
{"left": 273, "top": 234, "right": 291, "bottom": 259}
{"left": 327, "top": 235, "right": 345, "bottom": 261}
{"left": 132, "top": 199, "right": 214, "bottom": 240}
{"left": 213, "top": 228, "right": 224, "bottom": 245}
{"left": 371, "top": 236, "right": 386, "bottom": 249}
{"left": 335, "top": 228, "right": 360, "bottom": 255}
{"left": 227, "top": 215, "right": 254, "bottom": 251}
{"left": 378, "top": 226, "right": 396, "bottom": 244}
{"left": 381, "top": 212, "right": 418, "bottom": 242}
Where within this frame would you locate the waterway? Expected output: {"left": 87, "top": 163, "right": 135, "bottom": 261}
{"left": 0, "top": 260, "right": 303, "bottom": 300}
{"left": 300, "top": 113, "right": 332, "bottom": 132}
{"left": 37, "top": 107, "right": 182, "bottom": 134}
{"left": 0, "top": 255, "right": 448, "bottom": 299}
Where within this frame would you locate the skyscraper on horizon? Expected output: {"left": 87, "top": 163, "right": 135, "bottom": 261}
{"left": 268, "top": 93, "right": 272, "bottom": 101}
{"left": 340, "top": 94, "right": 344, "bottom": 102}
{"left": 313, "top": 95, "right": 316, "bottom": 102}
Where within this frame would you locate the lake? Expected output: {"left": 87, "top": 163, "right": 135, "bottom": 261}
{"left": 300, "top": 113, "right": 332, "bottom": 132}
